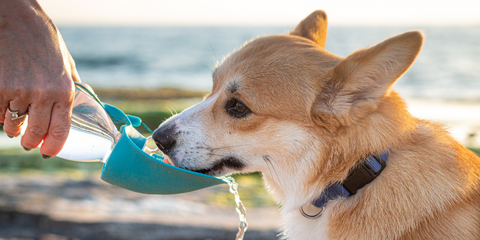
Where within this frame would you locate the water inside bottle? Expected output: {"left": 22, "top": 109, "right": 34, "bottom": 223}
{"left": 56, "top": 86, "right": 121, "bottom": 162}
{"left": 56, "top": 125, "right": 115, "bottom": 162}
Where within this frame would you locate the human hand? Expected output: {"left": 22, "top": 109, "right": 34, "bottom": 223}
{"left": 0, "top": 0, "right": 81, "bottom": 158}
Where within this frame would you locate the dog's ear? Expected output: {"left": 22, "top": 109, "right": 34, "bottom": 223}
{"left": 291, "top": 10, "right": 328, "bottom": 48}
{"left": 312, "top": 31, "right": 423, "bottom": 129}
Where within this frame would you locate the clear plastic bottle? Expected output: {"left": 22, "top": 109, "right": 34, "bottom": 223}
{"left": 21, "top": 83, "right": 121, "bottom": 162}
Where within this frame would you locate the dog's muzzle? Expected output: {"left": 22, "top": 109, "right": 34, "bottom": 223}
{"left": 153, "top": 124, "right": 177, "bottom": 155}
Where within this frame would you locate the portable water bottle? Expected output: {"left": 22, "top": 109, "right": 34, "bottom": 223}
{"left": 20, "top": 83, "right": 228, "bottom": 194}
{"left": 55, "top": 83, "right": 121, "bottom": 162}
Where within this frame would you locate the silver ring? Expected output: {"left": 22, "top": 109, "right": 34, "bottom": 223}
{"left": 7, "top": 108, "right": 27, "bottom": 121}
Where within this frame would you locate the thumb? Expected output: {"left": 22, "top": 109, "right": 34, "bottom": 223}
{"left": 69, "top": 53, "right": 81, "bottom": 83}
{"left": 58, "top": 30, "right": 81, "bottom": 83}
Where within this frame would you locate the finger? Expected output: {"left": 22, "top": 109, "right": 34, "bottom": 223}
{"left": 68, "top": 53, "right": 82, "bottom": 83}
{"left": 20, "top": 100, "right": 52, "bottom": 149}
{"left": 0, "top": 101, "right": 6, "bottom": 124}
{"left": 39, "top": 100, "right": 73, "bottom": 158}
{"left": 3, "top": 102, "right": 29, "bottom": 138}
{"left": 0, "top": 110, "right": 5, "bottom": 126}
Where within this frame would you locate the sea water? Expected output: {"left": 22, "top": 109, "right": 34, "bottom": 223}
{"left": 59, "top": 26, "right": 480, "bottom": 102}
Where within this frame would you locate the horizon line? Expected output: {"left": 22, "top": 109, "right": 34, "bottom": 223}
{"left": 56, "top": 22, "right": 480, "bottom": 28}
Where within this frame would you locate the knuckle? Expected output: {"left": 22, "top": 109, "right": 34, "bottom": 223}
{"left": 34, "top": 82, "right": 73, "bottom": 103}
{"left": 28, "top": 126, "right": 48, "bottom": 139}
{"left": 32, "top": 88, "right": 51, "bottom": 103}
{"left": 49, "top": 127, "right": 69, "bottom": 140}
{"left": 54, "top": 85, "right": 74, "bottom": 102}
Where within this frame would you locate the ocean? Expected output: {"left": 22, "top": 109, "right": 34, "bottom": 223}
{"left": 59, "top": 26, "right": 480, "bottom": 102}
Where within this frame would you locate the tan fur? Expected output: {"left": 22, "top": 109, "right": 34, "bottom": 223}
{"left": 155, "top": 10, "right": 480, "bottom": 239}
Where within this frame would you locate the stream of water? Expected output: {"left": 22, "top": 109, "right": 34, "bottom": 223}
{"left": 226, "top": 176, "right": 248, "bottom": 240}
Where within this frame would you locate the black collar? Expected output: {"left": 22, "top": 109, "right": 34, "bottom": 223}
{"left": 301, "top": 150, "right": 389, "bottom": 218}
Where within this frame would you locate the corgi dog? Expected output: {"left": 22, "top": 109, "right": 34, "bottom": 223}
{"left": 153, "top": 10, "right": 480, "bottom": 239}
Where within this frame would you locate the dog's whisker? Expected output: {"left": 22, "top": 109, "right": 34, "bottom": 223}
{"left": 201, "top": 62, "right": 214, "bottom": 73}
{"left": 211, "top": 144, "right": 252, "bottom": 151}
{"left": 208, "top": 153, "right": 229, "bottom": 157}
{"left": 203, "top": 35, "right": 218, "bottom": 65}
{"left": 166, "top": 107, "right": 175, "bottom": 117}
{"left": 263, "top": 155, "right": 283, "bottom": 189}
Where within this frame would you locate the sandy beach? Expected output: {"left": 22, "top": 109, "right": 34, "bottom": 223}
{"left": 0, "top": 174, "right": 281, "bottom": 240}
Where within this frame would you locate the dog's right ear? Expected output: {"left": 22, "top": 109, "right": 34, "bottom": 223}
{"left": 290, "top": 10, "right": 328, "bottom": 48}
{"left": 311, "top": 31, "right": 424, "bottom": 130}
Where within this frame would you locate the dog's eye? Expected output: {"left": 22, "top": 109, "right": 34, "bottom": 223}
{"left": 226, "top": 99, "right": 251, "bottom": 118}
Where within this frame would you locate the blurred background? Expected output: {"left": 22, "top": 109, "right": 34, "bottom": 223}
{"left": 1, "top": 0, "right": 479, "bottom": 239}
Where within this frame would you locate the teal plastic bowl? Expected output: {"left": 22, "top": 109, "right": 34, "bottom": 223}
{"left": 99, "top": 104, "right": 228, "bottom": 194}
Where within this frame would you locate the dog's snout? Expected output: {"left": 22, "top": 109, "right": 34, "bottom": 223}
{"left": 153, "top": 125, "right": 177, "bottom": 154}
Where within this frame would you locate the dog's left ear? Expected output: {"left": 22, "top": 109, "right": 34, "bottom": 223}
{"left": 291, "top": 10, "right": 328, "bottom": 48}
{"left": 312, "top": 31, "right": 423, "bottom": 128}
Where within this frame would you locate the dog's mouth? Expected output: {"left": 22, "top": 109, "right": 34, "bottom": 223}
{"left": 183, "top": 157, "right": 245, "bottom": 176}
{"left": 161, "top": 153, "right": 245, "bottom": 176}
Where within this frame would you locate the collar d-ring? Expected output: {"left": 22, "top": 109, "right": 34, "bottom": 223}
{"left": 300, "top": 205, "right": 324, "bottom": 219}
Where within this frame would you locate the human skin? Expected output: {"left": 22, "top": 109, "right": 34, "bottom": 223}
{"left": 0, "top": 0, "right": 81, "bottom": 158}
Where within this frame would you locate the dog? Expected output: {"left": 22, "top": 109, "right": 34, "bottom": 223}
{"left": 153, "top": 10, "right": 480, "bottom": 239}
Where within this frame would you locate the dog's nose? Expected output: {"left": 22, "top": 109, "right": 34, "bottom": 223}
{"left": 153, "top": 125, "right": 177, "bottom": 154}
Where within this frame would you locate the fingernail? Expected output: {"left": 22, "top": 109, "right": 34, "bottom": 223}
{"left": 42, "top": 154, "right": 51, "bottom": 159}
{"left": 23, "top": 147, "right": 32, "bottom": 151}
{"left": 7, "top": 135, "right": 14, "bottom": 139}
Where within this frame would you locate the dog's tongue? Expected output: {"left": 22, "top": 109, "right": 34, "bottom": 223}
{"left": 163, "top": 156, "right": 173, "bottom": 165}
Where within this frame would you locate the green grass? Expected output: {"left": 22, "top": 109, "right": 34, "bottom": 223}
{"left": 124, "top": 110, "right": 173, "bottom": 133}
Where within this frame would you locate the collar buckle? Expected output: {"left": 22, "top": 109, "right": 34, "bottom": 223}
{"left": 342, "top": 155, "right": 386, "bottom": 195}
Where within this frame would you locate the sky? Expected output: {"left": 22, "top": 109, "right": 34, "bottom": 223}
{"left": 38, "top": 0, "right": 480, "bottom": 26}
